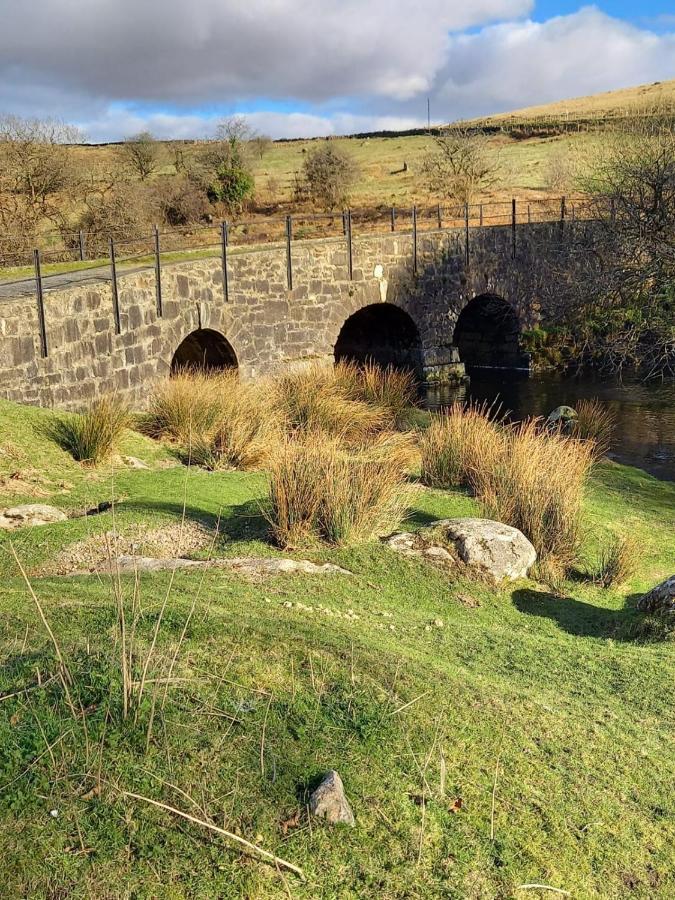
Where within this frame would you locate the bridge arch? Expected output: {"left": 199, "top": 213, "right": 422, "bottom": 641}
{"left": 334, "top": 303, "right": 423, "bottom": 373}
{"left": 171, "top": 328, "right": 238, "bottom": 373}
{"left": 453, "top": 294, "right": 523, "bottom": 369}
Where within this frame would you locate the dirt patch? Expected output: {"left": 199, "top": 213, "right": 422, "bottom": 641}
{"left": 35, "top": 521, "right": 214, "bottom": 576}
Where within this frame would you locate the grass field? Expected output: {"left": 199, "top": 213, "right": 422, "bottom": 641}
{"left": 1, "top": 397, "right": 674, "bottom": 898}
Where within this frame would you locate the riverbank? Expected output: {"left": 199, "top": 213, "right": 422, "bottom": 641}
{"left": 0, "top": 396, "right": 673, "bottom": 897}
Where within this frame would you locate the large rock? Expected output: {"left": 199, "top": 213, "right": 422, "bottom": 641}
{"left": 547, "top": 405, "right": 577, "bottom": 432}
{"left": 0, "top": 504, "right": 68, "bottom": 530}
{"left": 385, "top": 518, "right": 536, "bottom": 582}
{"left": 309, "top": 770, "right": 355, "bottom": 826}
{"left": 637, "top": 576, "right": 675, "bottom": 616}
{"left": 440, "top": 518, "right": 536, "bottom": 581}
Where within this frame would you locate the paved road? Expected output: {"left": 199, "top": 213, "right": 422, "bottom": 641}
{"left": 0, "top": 262, "right": 152, "bottom": 301}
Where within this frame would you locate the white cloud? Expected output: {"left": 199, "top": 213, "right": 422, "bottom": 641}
{"left": 432, "top": 7, "right": 675, "bottom": 118}
{"left": 0, "top": 0, "right": 531, "bottom": 105}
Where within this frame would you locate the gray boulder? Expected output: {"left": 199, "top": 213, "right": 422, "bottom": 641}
{"left": 440, "top": 518, "right": 537, "bottom": 581}
{"left": 0, "top": 504, "right": 68, "bottom": 530}
{"left": 309, "top": 770, "right": 355, "bottom": 826}
{"left": 637, "top": 575, "right": 675, "bottom": 616}
{"left": 547, "top": 405, "right": 578, "bottom": 432}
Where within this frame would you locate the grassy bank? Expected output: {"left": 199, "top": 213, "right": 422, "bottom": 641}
{"left": 1, "top": 396, "right": 674, "bottom": 898}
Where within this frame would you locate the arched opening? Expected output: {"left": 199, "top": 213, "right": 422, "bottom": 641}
{"left": 334, "top": 304, "right": 422, "bottom": 373}
{"left": 171, "top": 328, "right": 238, "bottom": 373}
{"left": 453, "top": 294, "right": 524, "bottom": 369}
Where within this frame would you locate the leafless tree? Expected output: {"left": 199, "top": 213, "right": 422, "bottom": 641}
{"left": 251, "top": 134, "right": 273, "bottom": 160}
{"left": 421, "top": 128, "right": 501, "bottom": 206}
{"left": 121, "top": 131, "right": 161, "bottom": 180}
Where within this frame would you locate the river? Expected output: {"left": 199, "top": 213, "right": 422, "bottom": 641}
{"left": 424, "top": 370, "right": 675, "bottom": 481}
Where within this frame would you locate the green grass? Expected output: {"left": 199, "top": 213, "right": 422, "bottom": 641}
{"left": 1, "top": 398, "right": 674, "bottom": 898}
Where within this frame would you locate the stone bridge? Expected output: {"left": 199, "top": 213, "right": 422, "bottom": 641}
{"left": 0, "top": 222, "right": 575, "bottom": 409}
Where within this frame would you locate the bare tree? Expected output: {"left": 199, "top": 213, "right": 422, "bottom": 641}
{"left": 0, "top": 115, "right": 82, "bottom": 258}
{"left": 251, "top": 134, "right": 273, "bottom": 161}
{"left": 544, "top": 114, "right": 675, "bottom": 377}
{"left": 297, "top": 143, "right": 359, "bottom": 209}
{"left": 121, "top": 131, "right": 160, "bottom": 180}
{"left": 421, "top": 128, "right": 501, "bottom": 206}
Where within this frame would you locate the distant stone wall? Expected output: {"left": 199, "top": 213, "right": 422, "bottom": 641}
{"left": 0, "top": 222, "right": 577, "bottom": 410}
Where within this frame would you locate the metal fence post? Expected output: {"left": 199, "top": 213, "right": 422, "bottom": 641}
{"left": 33, "top": 249, "right": 48, "bottom": 358}
{"left": 109, "top": 236, "right": 121, "bottom": 334}
{"left": 346, "top": 208, "right": 353, "bottom": 280}
{"left": 391, "top": 206, "right": 396, "bottom": 232}
{"left": 153, "top": 225, "right": 163, "bottom": 316}
{"left": 560, "top": 196, "right": 566, "bottom": 241}
{"left": 285, "top": 215, "right": 293, "bottom": 291}
{"left": 220, "top": 220, "right": 229, "bottom": 303}
{"left": 412, "top": 205, "right": 418, "bottom": 275}
{"left": 464, "top": 203, "right": 470, "bottom": 266}
{"left": 78, "top": 230, "right": 86, "bottom": 262}
{"left": 511, "top": 198, "right": 517, "bottom": 259}
{"left": 437, "top": 203, "right": 442, "bottom": 229}
{"left": 479, "top": 203, "right": 483, "bottom": 228}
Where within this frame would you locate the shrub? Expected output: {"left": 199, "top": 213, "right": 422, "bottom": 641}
{"left": 298, "top": 143, "right": 359, "bottom": 209}
{"left": 267, "top": 432, "right": 412, "bottom": 547}
{"left": 50, "top": 395, "right": 129, "bottom": 465}
{"left": 144, "top": 370, "right": 228, "bottom": 443}
{"left": 572, "top": 399, "right": 616, "bottom": 460}
{"left": 419, "top": 402, "right": 504, "bottom": 490}
{"left": 592, "top": 534, "right": 638, "bottom": 588}
{"left": 480, "top": 419, "right": 594, "bottom": 565}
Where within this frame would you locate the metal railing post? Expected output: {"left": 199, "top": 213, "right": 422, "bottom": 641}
{"left": 109, "top": 236, "right": 121, "bottom": 334}
{"left": 560, "top": 196, "right": 566, "bottom": 240}
{"left": 346, "top": 208, "right": 353, "bottom": 280}
{"left": 511, "top": 198, "right": 517, "bottom": 259}
{"left": 464, "top": 203, "right": 470, "bottom": 266}
{"left": 33, "top": 249, "right": 48, "bottom": 358}
{"left": 437, "top": 203, "right": 442, "bottom": 229}
{"left": 285, "top": 215, "right": 293, "bottom": 291}
{"left": 391, "top": 206, "right": 396, "bottom": 232}
{"left": 479, "top": 203, "right": 483, "bottom": 228}
{"left": 412, "top": 205, "right": 418, "bottom": 275}
{"left": 78, "top": 230, "right": 86, "bottom": 262}
{"left": 220, "top": 220, "right": 229, "bottom": 303}
{"left": 153, "top": 225, "right": 163, "bottom": 316}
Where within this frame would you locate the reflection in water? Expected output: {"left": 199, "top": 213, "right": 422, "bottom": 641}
{"left": 424, "top": 370, "right": 675, "bottom": 481}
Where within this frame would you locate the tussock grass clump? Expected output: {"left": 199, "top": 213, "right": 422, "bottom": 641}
{"left": 334, "top": 360, "right": 418, "bottom": 420}
{"left": 480, "top": 419, "right": 594, "bottom": 565}
{"left": 270, "top": 363, "right": 392, "bottom": 441}
{"left": 420, "top": 402, "right": 504, "bottom": 490}
{"left": 50, "top": 394, "right": 130, "bottom": 465}
{"left": 592, "top": 534, "right": 638, "bottom": 587}
{"left": 268, "top": 432, "right": 413, "bottom": 547}
{"left": 188, "top": 382, "right": 279, "bottom": 471}
{"left": 572, "top": 398, "right": 616, "bottom": 460}
{"left": 144, "top": 369, "right": 230, "bottom": 442}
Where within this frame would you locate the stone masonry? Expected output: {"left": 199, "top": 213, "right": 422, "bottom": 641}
{"left": 0, "top": 221, "right": 575, "bottom": 410}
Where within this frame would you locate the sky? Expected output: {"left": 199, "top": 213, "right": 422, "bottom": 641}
{"left": 0, "top": 1, "right": 673, "bottom": 142}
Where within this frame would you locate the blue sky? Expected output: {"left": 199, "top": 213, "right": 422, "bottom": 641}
{"left": 0, "top": 1, "right": 673, "bottom": 140}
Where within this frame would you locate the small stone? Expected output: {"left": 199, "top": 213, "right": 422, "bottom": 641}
{"left": 433, "top": 618, "right": 444, "bottom": 628}
{"left": 122, "top": 455, "right": 150, "bottom": 469}
{"left": 309, "top": 770, "right": 355, "bottom": 826}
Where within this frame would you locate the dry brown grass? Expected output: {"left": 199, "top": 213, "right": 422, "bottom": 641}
{"left": 592, "top": 534, "right": 639, "bottom": 588}
{"left": 480, "top": 419, "right": 594, "bottom": 565}
{"left": 571, "top": 398, "right": 616, "bottom": 460}
{"left": 49, "top": 394, "right": 130, "bottom": 465}
{"left": 334, "top": 361, "right": 418, "bottom": 421}
{"left": 267, "top": 431, "right": 414, "bottom": 548}
{"left": 419, "top": 402, "right": 504, "bottom": 490}
{"left": 144, "top": 370, "right": 228, "bottom": 442}
{"left": 268, "top": 362, "right": 393, "bottom": 441}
